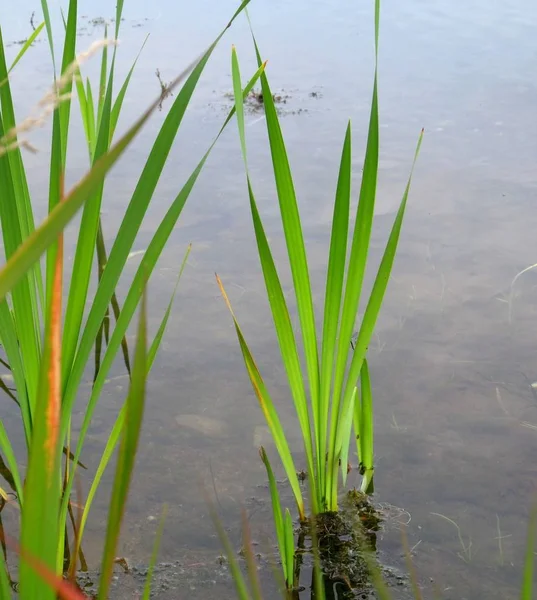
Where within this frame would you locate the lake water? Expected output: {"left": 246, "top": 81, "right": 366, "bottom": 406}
{"left": 1, "top": 0, "right": 537, "bottom": 597}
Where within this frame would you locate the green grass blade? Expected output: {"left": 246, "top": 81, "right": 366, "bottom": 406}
{"left": 148, "top": 244, "right": 191, "bottom": 367}
{"left": 336, "top": 130, "right": 424, "bottom": 462}
{"left": 40, "top": 0, "right": 56, "bottom": 69}
{"left": 109, "top": 36, "right": 149, "bottom": 143}
{"left": 218, "top": 275, "right": 304, "bottom": 519}
{"left": 0, "top": 25, "right": 41, "bottom": 247}
{"left": 241, "top": 509, "right": 264, "bottom": 600}
{"left": 142, "top": 505, "right": 167, "bottom": 600}
{"left": 72, "top": 405, "right": 125, "bottom": 563}
{"left": 96, "top": 26, "right": 108, "bottom": 131}
{"left": 75, "top": 75, "right": 91, "bottom": 156}
{"left": 352, "top": 385, "right": 361, "bottom": 464}
{"left": 0, "top": 299, "right": 32, "bottom": 446}
{"left": 358, "top": 360, "right": 374, "bottom": 493}
{"left": 231, "top": 47, "right": 247, "bottom": 164}
{"left": 15, "top": 547, "right": 86, "bottom": 600}
{"left": 521, "top": 503, "right": 537, "bottom": 600}
{"left": 61, "top": 46, "right": 115, "bottom": 383}
{"left": 98, "top": 290, "right": 147, "bottom": 600}
{"left": 0, "top": 29, "right": 43, "bottom": 413}
{"left": 86, "top": 79, "right": 96, "bottom": 156}
{"left": 45, "top": 105, "right": 64, "bottom": 307}
{"left": 0, "top": 420, "right": 24, "bottom": 504}
{"left": 209, "top": 501, "right": 251, "bottom": 600}
{"left": 259, "top": 447, "right": 286, "bottom": 580}
{"left": 114, "top": 0, "right": 125, "bottom": 40}
{"left": 252, "top": 38, "right": 320, "bottom": 450}
{"left": 96, "top": 225, "right": 131, "bottom": 375}
{"left": 19, "top": 249, "right": 63, "bottom": 600}
{"left": 0, "top": 26, "right": 45, "bottom": 314}
{"left": 339, "top": 385, "right": 357, "bottom": 486}
{"left": 249, "top": 181, "right": 317, "bottom": 512}
{"left": 8, "top": 22, "right": 45, "bottom": 73}
{"left": 326, "top": 0, "right": 381, "bottom": 509}
{"left": 283, "top": 509, "right": 295, "bottom": 588}
{"left": 231, "top": 47, "right": 317, "bottom": 512}
{"left": 319, "top": 122, "right": 352, "bottom": 493}
{"left": 57, "top": 0, "right": 77, "bottom": 164}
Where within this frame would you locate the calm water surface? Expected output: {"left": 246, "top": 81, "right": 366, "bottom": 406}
{"left": 1, "top": 0, "right": 537, "bottom": 597}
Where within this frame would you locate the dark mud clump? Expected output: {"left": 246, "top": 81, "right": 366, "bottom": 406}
{"left": 217, "top": 86, "right": 323, "bottom": 116}
{"left": 244, "top": 88, "right": 290, "bottom": 110}
{"left": 293, "top": 490, "right": 414, "bottom": 599}
{"left": 311, "top": 491, "right": 382, "bottom": 595}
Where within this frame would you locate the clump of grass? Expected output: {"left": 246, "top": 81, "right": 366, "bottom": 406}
{"left": 218, "top": 0, "right": 423, "bottom": 527}
{"left": 0, "top": 0, "right": 254, "bottom": 592}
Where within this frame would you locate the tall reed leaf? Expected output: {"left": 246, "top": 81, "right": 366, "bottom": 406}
{"left": 325, "top": 0, "right": 380, "bottom": 506}
{"left": 226, "top": 45, "right": 314, "bottom": 515}
{"left": 260, "top": 447, "right": 295, "bottom": 589}
{"left": 217, "top": 274, "right": 304, "bottom": 519}
{"left": 351, "top": 358, "right": 374, "bottom": 493}
{"left": 97, "top": 291, "right": 147, "bottom": 599}
{"left": 18, "top": 237, "right": 63, "bottom": 600}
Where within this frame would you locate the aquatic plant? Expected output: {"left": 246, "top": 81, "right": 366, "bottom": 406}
{"left": 260, "top": 447, "right": 297, "bottom": 592}
{"left": 219, "top": 0, "right": 422, "bottom": 522}
{"left": 0, "top": 0, "right": 255, "bottom": 592}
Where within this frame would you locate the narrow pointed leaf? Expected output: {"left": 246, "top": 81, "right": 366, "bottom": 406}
{"left": 98, "top": 291, "right": 147, "bottom": 599}
{"left": 217, "top": 275, "right": 304, "bottom": 519}
{"left": 8, "top": 22, "right": 45, "bottom": 73}
{"left": 19, "top": 238, "right": 63, "bottom": 600}
{"left": 259, "top": 447, "right": 286, "bottom": 580}
{"left": 319, "top": 122, "right": 352, "bottom": 492}
{"left": 254, "top": 39, "right": 320, "bottom": 446}
{"left": 142, "top": 506, "right": 167, "bottom": 600}
{"left": 230, "top": 47, "right": 317, "bottom": 511}
{"left": 336, "top": 130, "right": 424, "bottom": 461}
{"left": 284, "top": 509, "right": 295, "bottom": 587}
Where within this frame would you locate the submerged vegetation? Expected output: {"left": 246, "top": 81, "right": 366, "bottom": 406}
{"left": 0, "top": 0, "right": 534, "bottom": 599}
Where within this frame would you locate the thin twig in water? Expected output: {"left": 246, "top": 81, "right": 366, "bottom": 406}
{"left": 431, "top": 512, "right": 474, "bottom": 563}
{"left": 208, "top": 458, "right": 223, "bottom": 515}
{"left": 155, "top": 68, "right": 173, "bottom": 111}
{"left": 495, "top": 386, "right": 510, "bottom": 416}
{"left": 495, "top": 514, "right": 511, "bottom": 566}
{"left": 401, "top": 526, "right": 423, "bottom": 600}
{"left": 508, "top": 262, "right": 537, "bottom": 323}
